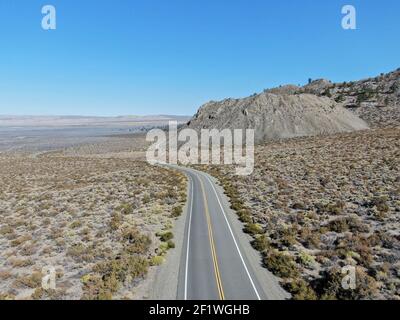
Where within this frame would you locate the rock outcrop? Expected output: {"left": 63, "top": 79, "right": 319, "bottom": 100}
{"left": 187, "top": 92, "right": 368, "bottom": 143}
{"left": 271, "top": 68, "right": 400, "bottom": 127}
{"left": 187, "top": 68, "right": 400, "bottom": 143}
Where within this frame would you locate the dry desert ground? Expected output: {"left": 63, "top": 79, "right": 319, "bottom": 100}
{"left": 0, "top": 134, "right": 187, "bottom": 300}
{"left": 1, "top": 127, "right": 400, "bottom": 300}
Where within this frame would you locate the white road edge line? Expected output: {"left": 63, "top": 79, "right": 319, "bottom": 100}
{"left": 184, "top": 176, "right": 194, "bottom": 300}
{"left": 203, "top": 173, "right": 262, "bottom": 300}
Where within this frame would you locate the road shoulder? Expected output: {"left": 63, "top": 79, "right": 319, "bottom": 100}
{"left": 145, "top": 170, "right": 191, "bottom": 300}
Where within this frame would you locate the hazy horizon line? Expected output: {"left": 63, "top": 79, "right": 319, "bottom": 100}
{"left": 0, "top": 114, "right": 192, "bottom": 118}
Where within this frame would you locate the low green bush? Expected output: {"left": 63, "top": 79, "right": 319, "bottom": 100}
{"left": 251, "top": 234, "right": 270, "bottom": 252}
{"left": 327, "top": 218, "right": 349, "bottom": 233}
{"left": 159, "top": 231, "right": 174, "bottom": 242}
{"left": 243, "top": 223, "right": 263, "bottom": 235}
{"left": 117, "top": 203, "right": 134, "bottom": 215}
{"left": 370, "top": 196, "right": 389, "bottom": 215}
{"left": 83, "top": 255, "right": 149, "bottom": 300}
{"left": 263, "top": 249, "right": 299, "bottom": 279}
{"left": 110, "top": 212, "right": 122, "bottom": 231}
{"left": 285, "top": 279, "right": 317, "bottom": 300}
{"left": 123, "top": 228, "right": 151, "bottom": 254}
{"left": 167, "top": 240, "right": 175, "bottom": 249}
{"left": 313, "top": 267, "right": 378, "bottom": 300}
{"left": 171, "top": 206, "right": 183, "bottom": 218}
{"left": 150, "top": 256, "right": 165, "bottom": 266}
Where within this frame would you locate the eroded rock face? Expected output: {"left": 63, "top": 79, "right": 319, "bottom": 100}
{"left": 187, "top": 92, "right": 368, "bottom": 143}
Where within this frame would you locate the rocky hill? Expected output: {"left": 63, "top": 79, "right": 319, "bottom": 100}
{"left": 269, "top": 68, "right": 400, "bottom": 127}
{"left": 187, "top": 91, "right": 368, "bottom": 143}
{"left": 187, "top": 68, "right": 400, "bottom": 142}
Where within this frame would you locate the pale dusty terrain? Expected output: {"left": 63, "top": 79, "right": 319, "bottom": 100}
{"left": 198, "top": 127, "right": 400, "bottom": 300}
{"left": 0, "top": 135, "right": 186, "bottom": 300}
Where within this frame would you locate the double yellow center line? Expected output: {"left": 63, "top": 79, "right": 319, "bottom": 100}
{"left": 199, "top": 177, "right": 225, "bottom": 300}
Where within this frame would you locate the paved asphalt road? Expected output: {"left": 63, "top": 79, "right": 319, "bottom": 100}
{"left": 171, "top": 166, "right": 267, "bottom": 300}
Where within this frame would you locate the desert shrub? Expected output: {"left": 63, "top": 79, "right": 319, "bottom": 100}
{"left": 67, "top": 244, "right": 93, "bottom": 262}
{"left": 0, "top": 293, "right": 15, "bottom": 300}
{"left": 150, "top": 256, "right": 165, "bottom": 266}
{"left": 263, "top": 249, "right": 299, "bottom": 279}
{"left": 237, "top": 209, "right": 252, "bottom": 223}
{"left": 298, "top": 252, "right": 316, "bottom": 268}
{"left": 167, "top": 240, "right": 175, "bottom": 249}
{"left": 70, "top": 220, "right": 83, "bottom": 229}
{"left": 0, "top": 225, "right": 13, "bottom": 235}
{"left": 292, "top": 202, "right": 306, "bottom": 210}
{"left": 314, "top": 267, "right": 379, "bottom": 300}
{"left": 9, "top": 258, "right": 34, "bottom": 268}
{"left": 165, "top": 188, "right": 178, "bottom": 199}
{"left": 158, "top": 242, "right": 169, "bottom": 255}
{"left": 123, "top": 228, "right": 151, "bottom": 254}
{"left": 328, "top": 201, "right": 345, "bottom": 215}
{"left": 83, "top": 254, "right": 149, "bottom": 300}
{"left": 346, "top": 217, "right": 370, "bottom": 233}
{"left": 368, "top": 231, "right": 396, "bottom": 249}
{"left": 171, "top": 206, "right": 183, "bottom": 218}
{"left": 243, "top": 223, "right": 263, "bottom": 235}
{"left": 251, "top": 234, "right": 270, "bottom": 252}
{"left": 14, "top": 272, "right": 42, "bottom": 289}
{"left": 31, "top": 288, "right": 62, "bottom": 300}
{"left": 93, "top": 255, "right": 148, "bottom": 282}
{"left": 271, "top": 226, "right": 297, "bottom": 247}
{"left": 299, "top": 227, "right": 321, "bottom": 249}
{"left": 327, "top": 217, "right": 368, "bottom": 233}
{"left": 118, "top": 203, "right": 134, "bottom": 215}
{"left": 370, "top": 196, "right": 389, "bottom": 215}
{"left": 158, "top": 231, "right": 174, "bottom": 242}
{"left": 230, "top": 200, "right": 244, "bottom": 211}
{"left": 10, "top": 235, "right": 32, "bottom": 247}
{"left": 110, "top": 212, "right": 122, "bottom": 231}
{"left": 19, "top": 243, "right": 36, "bottom": 256}
{"left": 340, "top": 234, "right": 374, "bottom": 264}
{"left": 280, "top": 227, "right": 298, "bottom": 247}
{"left": 142, "top": 194, "right": 151, "bottom": 204}
{"left": 81, "top": 274, "right": 113, "bottom": 300}
{"left": 373, "top": 209, "right": 388, "bottom": 220}
{"left": 0, "top": 270, "right": 12, "bottom": 281}
{"left": 316, "top": 201, "right": 345, "bottom": 215}
{"left": 285, "top": 279, "right": 318, "bottom": 300}
{"left": 31, "top": 288, "right": 44, "bottom": 300}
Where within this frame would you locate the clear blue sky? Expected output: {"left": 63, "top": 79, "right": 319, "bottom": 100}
{"left": 0, "top": 0, "right": 399, "bottom": 116}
